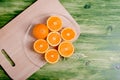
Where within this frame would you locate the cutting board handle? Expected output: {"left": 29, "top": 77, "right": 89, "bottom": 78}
{"left": 0, "top": 51, "right": 14, "bottom": 78}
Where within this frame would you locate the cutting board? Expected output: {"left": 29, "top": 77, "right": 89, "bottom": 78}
{"left": 0, "top": 0, "right": 80, "bottom": 79}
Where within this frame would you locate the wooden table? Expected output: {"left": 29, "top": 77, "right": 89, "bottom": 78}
{"left": 0, "top": 0, "right": 120, "bottom": 80}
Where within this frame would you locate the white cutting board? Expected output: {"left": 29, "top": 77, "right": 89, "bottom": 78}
{"left": 0, "top": 0, "right": 80, "bottom": 80}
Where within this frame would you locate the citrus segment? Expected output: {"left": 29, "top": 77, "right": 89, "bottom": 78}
{"left": 32, "top": 24, "right": 49, "bottom": 39}
{"left": 47, "top": 16, "right": 62, "bottom": 31}
{"left": 45, "top": 49, "right": 60, "bottom": 64}
{"left": 61, "top": 27, "right": 76, "bottom": 41}
{"left": 33, "top": 39, "right": 49, "bottom": 54}
{"left": 58, "top": 41, "right": 74, "bottom": 57}
{"left": 47, "top": 32, "right": 61, "bottom": 46}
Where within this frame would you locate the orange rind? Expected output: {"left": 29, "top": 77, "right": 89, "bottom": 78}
{"left": 45, "top": 49, "right": 60, "bottom": 64}
{"left": 47, "top": 32, "right": 61, "bottom": 46}
{"left": 61, "top": 27, "right": 76, "bottom": 41}
{"left": 33, "top": 39, "right": 49, "bottom": 54}
{"left": 47, "top": 16, "right": 62, "bottom": 31}
{"left": 58, "top": 41, "right": 74, "bottom": 57}
{"left": 32, "top": 24, "right": 49, "bottom": 39}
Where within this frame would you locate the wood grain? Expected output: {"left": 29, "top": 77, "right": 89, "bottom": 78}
{"left": 0, "top": 0, "right": 120, "bottom": 80}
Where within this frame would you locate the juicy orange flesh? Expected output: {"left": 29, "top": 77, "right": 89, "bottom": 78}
{"left": 47, "top": 16, "right": 62, "bottom": 31}
{"left": 61, "top": 28, "right": 76, "bottom": 40}
{"left": 32, "top": 24, "right": 49, "bottom": 39}
{"left": 47, "top": 32, "right": 61, "bottom": 46}
{"left": 45, "top": 49, "right": 59, "bottom": 63}
{"left": 34, "top": 39, "right": 49, "bottom": 53}
{"left": 32, "top": 16, "right": 77, "bottom": 63}
{"left": 58, "top": 42, "right": 74, "bottom": 57}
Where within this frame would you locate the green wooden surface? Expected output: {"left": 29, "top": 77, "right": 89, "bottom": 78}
{"left": 0, "top": 0, "right": 120, "bottom": 80}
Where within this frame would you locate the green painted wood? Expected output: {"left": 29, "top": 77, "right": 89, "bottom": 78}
{"left": 0, "top": 0, "right": 120, "bottom": 80}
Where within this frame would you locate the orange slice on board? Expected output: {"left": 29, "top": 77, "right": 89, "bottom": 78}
{"left": 58, "top": 41, "right": 74, "bottom": 57}
{"left": 61, "top": 27, "right": 76, "bottom": 41}
{"left": 47, "top": 32, "right": 61, "bottom": 46}
{"left": 33, "top": 39, "right": 49, "bottom": 54}
{"left": 32, "top": 24, "right": 49, "bottom": 39}
{"left": 47, "top": 16, "right": 62, "bottom": 31}
{"left": 45, "top": 49, "right": 60, "bottom": 64}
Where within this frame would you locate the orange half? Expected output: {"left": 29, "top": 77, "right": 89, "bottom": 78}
{"left": 58, "top": 41, "right": 74, "bottom": 57}
{"left": 61, "top": 27, "right": 76, "bottom": 41}
{"left": 47, "top": 32, "right": 61, "bottom": 46}
{"left": 45, "top": 49, "right": 60, "bottom": 64}
{"left": 47, "top": 16, "right": 62, "bottom": 31}
{"left": 32, "top": 24, "right": 49, "bottom": 39}
{"left": 33, "top": 39, "right": 49, "bottom": 54}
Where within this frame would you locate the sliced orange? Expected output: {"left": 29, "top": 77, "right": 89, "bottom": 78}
{"left": 58, "top": 41, "right": 74, "bottom": 57}
{"left": 61, "top": 27, "right": 76, "bottom": 41}
{"left": 47, "top": 32, "right": 61, "bottom": 46}
{"left": 33, "top": 39, "right": 49, "bottom": 54}
{"left": 45, "top": 49, "right": 60, "bottom": 64}
{"left": 47, "top": 16, "right": 62, "bottom": 31}
{"left": 32, "top": 24, "right": 49, "bottom": 39}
